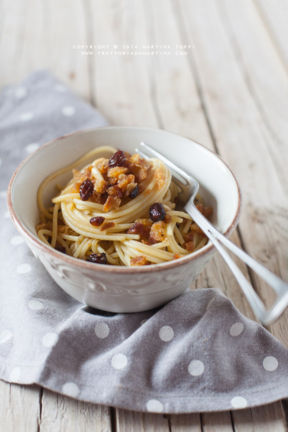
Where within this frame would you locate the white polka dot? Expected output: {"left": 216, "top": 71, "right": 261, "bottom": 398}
{"left": 0, "top": 330, "right": 13, "bottom": 344}
{"left": 25, "top": 143, "right": 39, "bottom": 153}
{"left": 19, "top": 112, "right": 34, "bottom": 122}
{"left": 188, "top": 360, "right": 205, "bottom": 376}
{"left": 95, "top": 322, "right": 110, "bottom": 339}
{"left": 0, "top": 190, "right": 6, "bottom": 198}
{"left": 4, "top": 211, "right": 10, "bottom": 219}
{"left": 62, "top": 106, "right": 75, "bottom": 116}
{"left": 10, "top": 235, "right": 24, "bottom": 246}
{"left": 159, "top": 325, "right": 174, "bottom": 342}
{"left": 17, "top": 263, "right": 32, "bottom": 274}
{"left": 54, "top": 84, "right": 67, "bottom": 92}
{"left": 15, "top": 86, "right": 27, "bottom": 99}
{"left": 28, "top": 299, "right": 44, "bottom": 310}
{"left": 42, "top": 332, "right": 58, "bottom": 347}
{"left": 146, "top": 399, "right": 164, "bottom": 413}
{"left": 263, "top": 356, "right": 278, "bottom": 372}
{"left": 229, "top": 322, "right": 244, "bottom": 337}
{"left": 231, "top": 396, "right": 248, "bottom": 409}
{"left": 111, "top": 353, "right": 128, "bottom": 370}
{"left": 62, "top": 382, "right": 80, "bottom": 398}
{"left": 9, "top": 367, "right": 21, "bottom": 381}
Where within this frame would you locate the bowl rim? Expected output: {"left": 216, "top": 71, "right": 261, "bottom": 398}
{"left": 7, "top": 126, "right": 241, "bottom": 274}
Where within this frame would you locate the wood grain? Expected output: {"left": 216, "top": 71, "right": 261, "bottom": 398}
{"left": 115, "top": 409, "right": 170, "bottom": 432}
{"left": 232, "top": 402, "right": 286, "bottom": 432}
{"left": 0, "top": 0, "right": 91, "bottom": 100}
{"left": 170, "top": 413, "right": 202, "bottom": 432}
{"left": 0, "top": 382, "right": 40, "bottom": 432}
{"left": 39, "top": 389, "right": 111, "bottom": 432}
{"left": 254, "top": 0, "right": 288, "bottom": 68}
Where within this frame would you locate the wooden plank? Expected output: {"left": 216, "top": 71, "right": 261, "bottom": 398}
{"left": 216, "top": 0, "right": 288, "bottom": 342}
{"left": 202, "top": 411, "right": 233, "bottom": 431}
{"left": 176, "top": 0, "right": 288, "bottom": 429}
{"left": 254, "top": 0, "right": 288, "bottom": 68}
{"left": 87, "top": 0, "right": 158, "bottom": 126}
{"left": 0, "top": 1, "right": 112, "bottom": 431}
{"left": 0, "top": 0, "right": 90, "bottom": 100}
{"left": 177, "top": 0, "right": 288, "bottom": 341}
{"left": 219, "top": 0, "right": 288, "bottom": 196}
{"left": 232, "top": 402, "right": 286, "bottom": 431}
{"left": 39, "top": 389, "right": 111, "bottom": 432}
{"left": 170, "top": 414, "right": 202, "bottom": 432}
{"left": 116, "top": 409, "right": 170, "bottom": 431}
{"left": 0, "top": 382, "right": 40, "bottom": 432}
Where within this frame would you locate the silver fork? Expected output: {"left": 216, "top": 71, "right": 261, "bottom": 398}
{"left": 136, "top": 141, "right": 288, "bottom": 325}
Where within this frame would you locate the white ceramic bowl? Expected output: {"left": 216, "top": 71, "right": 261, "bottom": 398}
{"left": 8, "top": 127, "right": 241, "bottom": 312}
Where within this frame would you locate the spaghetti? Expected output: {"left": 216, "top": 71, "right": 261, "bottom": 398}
{"left": 37, "top": 146, "right": 212, "bottom": 266}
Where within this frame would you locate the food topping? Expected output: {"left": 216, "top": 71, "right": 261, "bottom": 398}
{"left": 184, "top": 241, "right": 194, "bottom": 252}
{"left": 128, "top": 154, "right": 151, "bottom": 182}
{"left": 94, "top": 176, "right": 107, "bottom": 194}
{"left": 127, "top": 219, "right": 152, "bottom": 241}
{"left": 90, "top": 216, "right": 105, "bottom": 226}
{"left": 39, "top": 147, "right": 214, "bottom": 268}
{"left": 149, "top": 202, "right": 166, "bottom": 222}
{"left": 196, "top": 202, "right": 213, "bottom": 219}
{"left": 86, "top": 253, "right": 108, "bottom": 264}
{"left": 79, "top": 178, "right": 94, "bottom": 201}
{"left": 103, "top": 195, "right": 121, "bottom": 212}
{"left": 181, "top": 202, "right": 213, "bottom": 251}
{"left": 100, "top": 222, "right": 115, "bottom": 231}
{"left": 94, "top": 157, "right": 109, "bottom": 174}
{"left": 149, "top": 221, "right": 166, "bottom": 243}
{"left": 190, "top": 223, "right": 204, "bottom": 235}
{"left": 107, "top": 185, "right": 124, "bottom": 198}
{"left": 107, "top": 166, "right": 128, "bottom": 179}
{"left": 129, "top": 184, "right": 139, "bottom": 199}
{"left": 75, "top": 151, "right": 151, "bottom": 211}
{"left": 108, "top": 150, "right": 127, "bottom": 167}
{"left": 130, "top": 256, "right": 148, "bottom": 266}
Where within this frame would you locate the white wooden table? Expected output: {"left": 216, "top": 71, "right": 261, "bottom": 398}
{"left": 1, "top": 0, "right": 288, "bottom": 430}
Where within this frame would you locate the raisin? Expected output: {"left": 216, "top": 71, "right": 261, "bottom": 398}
{"left": 100, "top": 222, "right": 115, "bottom": 231}
{"left": 127, "top": 222, "right": 151, "bottom": 240}
{"left": 99, "top": 192, "right": 108, "bottom": 204}
{"left": 129, "top": 184, "right": 139, "bottom": 199}
{"left": 90, "top": 216, "right": 105, "bottom": 226}
{"left": 86, "top": 253, "right": 108, "bottom": 264}
{"left": 79, "top": 178, "right": 94, "bottom": 201}
{"left": 108, "top": 150, "right": 127, "bottom": 168}
{"left": 149, "top": 203, "right": 166, "bottom": 222}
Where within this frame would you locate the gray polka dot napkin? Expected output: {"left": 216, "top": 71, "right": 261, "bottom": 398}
{"left": 1, "top": 70, "right": 288, "bottom": 413}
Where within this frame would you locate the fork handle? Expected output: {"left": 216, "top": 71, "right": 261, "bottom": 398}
{"left": 185, "top": 203, "right": 288, "bottom": 324}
